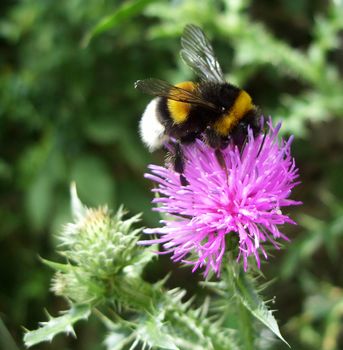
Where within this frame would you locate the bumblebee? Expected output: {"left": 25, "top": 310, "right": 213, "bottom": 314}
{"left": 136, "top": 24, "right": 261, "bottom": 182}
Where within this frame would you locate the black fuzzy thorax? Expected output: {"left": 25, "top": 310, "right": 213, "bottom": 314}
{"left": 187, "top": 82, "right": 242, "bottom": 131}
{"left": 156, "top": 82, "right": 261, "bottom": 146}
{"left": 198, "top": 82, "right": 241, "bottom": 111}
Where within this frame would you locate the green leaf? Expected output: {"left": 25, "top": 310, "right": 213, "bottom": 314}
{"left": 39, "top": 257, "right": 71, "bottom": 273}
{"left": 82, "top": 0, "right": 159, "bottom": 47}
{"left": 105, "top": 330, "right": 133, "bottom": 350}
{"left": 233, "top": 268, "right": 290, "bottom": 347}
{"left": 237, "top": 302, "right": 254, "bottom": 350}
{"left": 136, "top": 315, "right": 179, "bottom": 350}
{"left": 23, "top": 304, "right": 91, "bottom": 348}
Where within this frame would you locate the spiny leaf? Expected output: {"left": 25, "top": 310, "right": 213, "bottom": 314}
{"left": 23, "top": 304, "right": 91, "bottom": 348}
{"left": 232, "top": 268, "right": 290, "bottom": 347}
{"left": 136, "top": 315, "right": 179, "bottom": 350}
{"left": 82, "top": 0, "right": 159, "bottom": 47}
{"left": 105, "top": 330, "right": 134, "bottom": 350}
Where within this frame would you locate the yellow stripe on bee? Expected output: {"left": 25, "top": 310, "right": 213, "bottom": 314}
{"left": 214, "top": 90, "right": 253, "bottom": 136}
{"left": 167, "top": 81, "right": 196, "bottom": 124}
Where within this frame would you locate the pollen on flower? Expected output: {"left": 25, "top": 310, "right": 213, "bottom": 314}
{"left": 81, "top": 206, "right": 110, "bottom": 234}
{"left": 139, "top": 118, "right": 301, "bottom": 276}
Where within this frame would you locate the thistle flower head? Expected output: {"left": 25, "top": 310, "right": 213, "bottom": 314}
{"left": 140, "top": 119, "right": 301, "bottom": 276}
{"left": 59, "top": 204, "right": 142, "bottom": 276}
{"left": 50, "top": 185, "right": 154, "bottom": 304}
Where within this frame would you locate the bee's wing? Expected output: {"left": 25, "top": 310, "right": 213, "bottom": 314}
{"left": 180, "top": 24, "right": 225, "bottom": 83}
{"left": 135, "top": 78, "right": 217, "bottom": 109}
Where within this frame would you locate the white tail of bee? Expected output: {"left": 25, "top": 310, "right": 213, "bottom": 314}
{"left": 139, "top": 98, "right": 167, "bottom": 151}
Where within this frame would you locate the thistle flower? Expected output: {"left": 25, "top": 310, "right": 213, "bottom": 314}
{"left": 140, "top": 119, "right": 301, "bottom": 276}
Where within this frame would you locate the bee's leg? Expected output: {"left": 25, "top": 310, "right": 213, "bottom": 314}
{"left": 214, "top": 148, "right": 227, "bottom": 171}
{"left": 172, "top": 132, "right": 202, "bottom": 186}
{"left": 204, "top": 128, "right": 229, "bottom": 172}
{"left": 170, "top": 141, "right": 189, "bottom": 186}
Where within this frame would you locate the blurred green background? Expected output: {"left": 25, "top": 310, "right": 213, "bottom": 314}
{"left": 0, "top": 0, "right": 342, "bottom": 349}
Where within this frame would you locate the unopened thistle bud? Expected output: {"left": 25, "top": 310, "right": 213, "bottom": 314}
{"left": 50, "top": 185, "right": 148, "bottom": 305}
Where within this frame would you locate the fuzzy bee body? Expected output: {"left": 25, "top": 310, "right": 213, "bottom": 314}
{"left": 136, "top": 24, "right": 261, "bottom": 183}
{"left": 139, "top": 80, "right": 260, "bottom": 150}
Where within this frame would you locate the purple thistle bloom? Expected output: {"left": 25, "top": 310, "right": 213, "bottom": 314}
{"left": 140, "top": 119, "right": 301, "bottom": 276}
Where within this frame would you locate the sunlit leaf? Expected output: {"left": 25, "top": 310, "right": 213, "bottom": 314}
{"left": 136, "top": 316, "right": 179, "bottom": 350}
{"left": 82, "top": 0, "right": 159, "bottom": 47}
{"left": 105, "top": 330, "right": 132, "bottom": 350}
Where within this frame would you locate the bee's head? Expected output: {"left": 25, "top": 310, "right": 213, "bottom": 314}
{"left": 230, "top": 108, "right": 261, "bottom": 146}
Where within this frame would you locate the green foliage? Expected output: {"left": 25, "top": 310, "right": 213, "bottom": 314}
{"left": 25, "top": 189, "right": 292, "bottom": 349}
{"left": 1, "top": 0, "right": 343, "bottom": 349}
{"left": 204, "top": 264, "right": 289, "bottom": 349}
{"left": 0, "top": 317, "right": 19, "bottom": 350}
{"left": 24, "top": 190, "right": 242, "bottom": 349}
{"left": 82, "top": 0, "right": 160, "bottom": 47}
{"left": 230, "top": 268, "right": 289, "bottom": 347}
{"left": 279, "top": 193, "right": 343, "bottom": 349}
{"left": 286, "top": 277, "right": 343, "bottom": 350}
{"left": 282, "top": 194, "right": 343, "bottom": 278}
{"left": 46, "top": 185, "right": 155, "bottom": 307}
